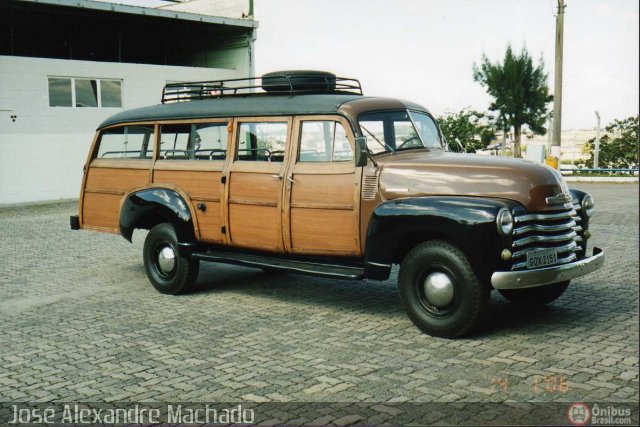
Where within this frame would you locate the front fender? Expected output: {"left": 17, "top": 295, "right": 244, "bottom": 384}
{"left": 119, "top": 188, "right": 195, "bottom": 243}
{"left": 364, "top": 196, "right": 519, "bottom": 282}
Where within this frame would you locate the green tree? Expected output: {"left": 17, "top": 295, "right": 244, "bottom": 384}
{"left": 473, "top": 45, "right": 552, "bottom": 158}
{"left": 437, "top": 110, "right": 496, "bottom": 153}
{"left": 580, "top": 115, "right": 639, "bottom": 169}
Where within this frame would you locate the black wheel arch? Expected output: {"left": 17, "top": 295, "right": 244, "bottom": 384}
{"left": 364, "top": 196, "right": 521, "bottom": 283}
{"left": 119, "top": 188, "right": 197, "bottom": 250}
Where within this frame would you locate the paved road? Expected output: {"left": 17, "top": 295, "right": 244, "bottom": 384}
{"left": 0, "top": 184, "right": 637, "bottom": 422}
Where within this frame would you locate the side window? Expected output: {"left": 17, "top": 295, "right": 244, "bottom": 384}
{"left": 299, "top": 121, "right": 353, "bottom": 162}
{"left": 237, "top": 122, "right": 287, "bottom": 162}
{"left": 333, "top": 122, "right": 354, "bottom": 161}
{"left": 194, "top": 123, "right": 228, "bottom": 160}
{"left": 159, "top": 124, "right": 192, "bottom": 160}
{"left": 358, "top": 117, "right": 386, "bottom": 154}
{"left": 96, "top": 125, "right": 153, "bottom": 159}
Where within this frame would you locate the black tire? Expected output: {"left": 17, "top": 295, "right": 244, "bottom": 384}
{"left": 262, "top": 70, "right": 336, "bottom": 93}
{"left": 498, "top": 281, "right": 570, "bottom": 306}
{"left": 143, "top": 223, "right": 199, "bottom": 295}
{"left": 398, "top": 241, "right": 489, "bottom": 338}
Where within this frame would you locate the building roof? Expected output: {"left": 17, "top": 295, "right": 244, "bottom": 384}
{"left": 14, "top": 0, "right": 258, "bottom": 29}
{"left": 98, "top": 94, "right": 430, "bottom": 129}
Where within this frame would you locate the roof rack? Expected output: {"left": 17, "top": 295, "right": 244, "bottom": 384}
{"left": 161, "top": 73, "right": 363, "bottom": 104}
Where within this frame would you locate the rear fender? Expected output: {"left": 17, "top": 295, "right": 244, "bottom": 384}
{"left": 119, "top": 188, "right": 196, "bottom": 247}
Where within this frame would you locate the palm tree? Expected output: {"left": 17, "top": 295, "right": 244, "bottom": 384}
{"left": 473, "top": 46, "right": 552, "bottom": 158}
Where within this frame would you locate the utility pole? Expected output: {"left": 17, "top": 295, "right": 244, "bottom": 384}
{"left": 550, "top": 0, "right": 566, "bottom": 168}
{"left": 594, "top": 111, "right": 601, "bottom": 168}
{"left": 547, "top": 113, "right": 553, "bottom": 149}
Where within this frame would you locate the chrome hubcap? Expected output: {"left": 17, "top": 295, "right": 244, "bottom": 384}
{"left": 157, "top": 246, "right": 176, "bottom": 275}
{"left": 423, "top": 272, "right": 454, "bottom": 308}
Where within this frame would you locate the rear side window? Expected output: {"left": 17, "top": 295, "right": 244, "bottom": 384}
{"left": 237, "top": 122, "right": 287, "bottom": 162}
{"left": 299, "top": 121, "right": 353, "bottom": 162}
{"left": 97, "top": 125, "right": 154, "bottom": 159}
{"left": 159, "top": 124, "right": 191, "bottom": 160}
{"left": 194, "top": 123, "right": 228, "bottom": 160}
{"left": 159, "top": 123, "right": 228, "bottom": 160}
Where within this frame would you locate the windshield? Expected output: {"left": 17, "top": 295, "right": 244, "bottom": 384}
{"left": 358, "top": 110, "right": 443, "bottom": 155}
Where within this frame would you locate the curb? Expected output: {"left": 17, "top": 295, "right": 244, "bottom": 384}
{"left": 563, "top": 176, "right": 639, "bottom": 183}
{"left": 0, "top": 198, "right": 78, "bottom": 209}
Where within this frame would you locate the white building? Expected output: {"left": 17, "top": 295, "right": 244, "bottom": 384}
{"left": 0, "top": 0, "right": 258, "bottom": 204}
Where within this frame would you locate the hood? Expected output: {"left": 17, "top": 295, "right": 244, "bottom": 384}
{"left": 377, "top": 150, "right": 569, "bottom": 212}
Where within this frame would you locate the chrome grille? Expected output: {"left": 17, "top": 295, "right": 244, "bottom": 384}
{"left": 511, "top": 204, "right": 583, "bottom": 270}
{"left": 361, "top": 174, "right": 379, "bottom": 200}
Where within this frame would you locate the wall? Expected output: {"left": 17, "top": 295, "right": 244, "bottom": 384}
{"left": 0, "top": 55, "right": 247, "bottom": 204}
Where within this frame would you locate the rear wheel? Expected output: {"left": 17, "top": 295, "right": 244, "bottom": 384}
{"left": 398, "top": 241, "right": 489, "bottom": 338}
{"left": 498, "top": 281, "right": 570, "bottom": 306}
{"left": 143, "top": 223, "right": 199, "bottom": 295}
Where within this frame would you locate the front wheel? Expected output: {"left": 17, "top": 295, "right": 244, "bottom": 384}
{"left": 498, "top": 281, "right": 570, "bottom": 306}
{"left": 398, "top": 241, "right": 489, "bottom": 338}
{"left": 143, "top": 223, "right": 199, "bottom": 295}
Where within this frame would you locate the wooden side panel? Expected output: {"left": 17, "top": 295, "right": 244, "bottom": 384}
{"left": 290, "top": 208, "right": 358, "bottom": 254}
{"left": 153, "top": 169, "right": 223, "bottom": 242}
{"left": 290, "top": 173, "right": 354, "bottom": 208}
{"left": 229, "top": 172, "right": 280, "bottom": 206}
{"left": 288, "top": 172, "right": 359, "bottom": 255}
{"left": 193, "top": 200, "right": 223, "bottom": 243}
{"left": 283, "top": 115, "right": 362, "bottom": 257}
{"left": 82, "top": 165, "right": 150, "bottom": 232}
{"left": 154, "top": 170, "right": 221, "bottom": 200}
{"left": 85, "top": 168, "right": 148, "bottom": 193}
{"left": 228, "top": 204, "right": 281, "bottom": 250}
{"left": 82, "top": 192, "right": 122, "bottom": 231}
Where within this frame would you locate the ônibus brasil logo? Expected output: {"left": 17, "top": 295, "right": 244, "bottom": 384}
{"left": 567, "top": 402, "right": 591, "bottom": 426}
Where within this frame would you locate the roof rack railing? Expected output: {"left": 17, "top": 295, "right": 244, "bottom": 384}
{"left": 161, "top": 74, "right": 363, "bottom": 104}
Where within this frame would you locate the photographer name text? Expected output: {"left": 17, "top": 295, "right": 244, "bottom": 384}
{"left": 9, "top": 404, "right": 255, "bottom": 425}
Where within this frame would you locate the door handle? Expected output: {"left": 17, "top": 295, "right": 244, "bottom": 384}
{"left": 271, "top": 174, "right": 283, "bottom": 180}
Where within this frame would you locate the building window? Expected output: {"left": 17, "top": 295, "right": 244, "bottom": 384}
{"left": 48, "top": 77, "right": 122, "bottom": 108}
{"left": 101, "top": 80, "right": 122, "bottom": 108}
{"left": 48, "top": 78, "right": 72, "bottom": 107}
{"left": 75, "top": 79, "right": 98, "bottom": 107}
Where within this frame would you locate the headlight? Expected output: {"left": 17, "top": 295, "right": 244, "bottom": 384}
{"left": 582, "top": 194, "right": 595, "bottom": 217}
{"left": 496, "top": 208, "right": 514, "bottom": 236}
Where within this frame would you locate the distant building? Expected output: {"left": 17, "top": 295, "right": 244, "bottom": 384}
{"left": 0, "top": 0, "right": 258, "bottom": 204}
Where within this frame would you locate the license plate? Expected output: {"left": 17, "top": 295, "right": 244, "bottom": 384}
{"left": 526, "top": 248, "right": 558, "bottom": 269}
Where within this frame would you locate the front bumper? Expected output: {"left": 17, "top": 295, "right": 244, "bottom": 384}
{"left": 491, "top": 247, "right": 604, "bottom": 290}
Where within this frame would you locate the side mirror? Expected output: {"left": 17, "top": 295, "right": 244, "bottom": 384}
{"left": 354, "top": 136, "right": 368, "bottom": 167}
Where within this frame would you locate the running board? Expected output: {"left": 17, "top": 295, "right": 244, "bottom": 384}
{"left": 192, "top": 250, "right": 365, "bottom": 280}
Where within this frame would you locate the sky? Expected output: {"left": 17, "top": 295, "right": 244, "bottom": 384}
{"left": 102, "top": 0, "right": 638, "bottom": 130}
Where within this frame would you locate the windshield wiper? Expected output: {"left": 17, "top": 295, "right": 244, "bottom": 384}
{"left": 360, "top": 124, "right": 395, "bottom": 153}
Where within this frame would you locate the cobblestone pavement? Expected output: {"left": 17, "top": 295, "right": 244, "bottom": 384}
{"left": 0, "top": 184, "right": 637, "bottom": 417}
